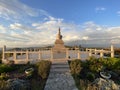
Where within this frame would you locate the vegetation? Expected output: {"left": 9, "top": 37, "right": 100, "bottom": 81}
{"left": 69, "top": 57, "right": 120, "bottom": 90}
{"left": 86, "top": 72, "right": 95, "bottom": 81}
{"left": 36, "top": 60, "right": 51, "bottom": 79}
{"left": 0, "top": 53, "right": 2, "bottom": 63}
{"left": 70, "top": 59, "right": 82, "bottom": 76}
{"left": 30, "top": 60, "right": 51, "bottom": 90}
{"left": 0, "top": 64, "right": 15, "bottom": 73}
{"left": 0, "top": 60, "right": 51, "bottom": 90}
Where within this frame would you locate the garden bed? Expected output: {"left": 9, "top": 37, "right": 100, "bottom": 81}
{"left": 0, "top": 60, "right": 51, "bottom": 90}
{"left": 69, "top": 57, "right": 120, "bottom": 90}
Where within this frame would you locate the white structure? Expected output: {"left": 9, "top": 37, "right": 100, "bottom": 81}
{"left": 2, "top": 45, "right": 114, "bottom": 64}
{"left": 86, "top": 45, "right": 114, "bottom": 58}
{"left": 2, "top": 28, "right": 114, "bottom": 64}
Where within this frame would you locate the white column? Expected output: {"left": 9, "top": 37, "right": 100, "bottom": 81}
{"left": 89, "top": 49, "right": 92, "bottom": 57}
{"left": 2, "top": 45, "right": 6, "bottom": 60}
{"left": 39, "top": 50, "right": 41, "bottom": 60}
{"left": 13, "top": 51, "right": 16, "bottom": 61}
{"left": 77, "top": 50, "right": 80, "bottom": 59}
{"left": 111, "top": 45, "right": 114, "bottom": 58}
{"left": 95, "top": 48, "right": 97, "bottom": 55}
{"left": 100, "top": 49, "right": 103, "bottom": 58}
{"left": 26, "top": 50, "right": 29, "bottom": 62}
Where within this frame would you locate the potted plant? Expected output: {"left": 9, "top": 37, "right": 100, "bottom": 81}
{"left": 25, "top": 68, "right": 34, "bottom": 77}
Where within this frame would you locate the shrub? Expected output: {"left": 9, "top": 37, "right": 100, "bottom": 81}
{"left": 87, "top": 58, "right": 103, "bottom": 73}
{"left": 89, "top": 56, "right": 96, "bottom": 61}
{"left": 36, "top": 60, "right": 51, "bottom": 79}
{"left": 114, "top": 59, "right": 120, "bottom": 70}
{"left": 70, "top": 59, "right": 82, "bottom": 76}
{"left": 0, "top": 73, "right": 9, "bottom": 80}
{"left": 0, "top": 64, "right": 14, "bottom": 73}
{"left": 103, "top": 58, "right": 120, "bottom": 70}
{"left": 89, "top": 64, "right": 103, "bottom": 73}
{"left": 86, "top": 72, "right": 95, "bottom": 81}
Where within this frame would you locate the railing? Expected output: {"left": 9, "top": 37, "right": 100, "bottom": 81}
{"left": 2, "top": 45, "right": 114, "bottom": 64}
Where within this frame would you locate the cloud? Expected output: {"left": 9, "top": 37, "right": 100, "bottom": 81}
{"left": 1, "top": 20, "right": 120, "bottom": 47}
{"left": 80, "top": 23, "right": 120, "bottom": 45}
{"left": 95, "top": 7, "right": 106, "bottom": 13}
{"left": 117, "top": 11, "right": 120, "bottom": 16}
{"left": 0, "top": 1, "right": 120, "bottom": 47}
{"left": 0, "top": 25, "right": 7, "bottom": 33}
{"left": 0, "top": 0, "right": 48, "bottom": 22}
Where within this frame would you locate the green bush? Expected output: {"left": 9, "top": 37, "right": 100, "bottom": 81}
{"left": 104, "top": 58, "right": 120, "bottom": 70}
{"left": 0, "top": 64, "right": 14, "bottom": 73}
{"left": 88, "top": 58, "right": 103, "bottom": 73}
{"left": 0, "top": 73, "right": 9, "bottom": 80}
{"left": 87, "top": 57, "right": 120, "bottom": 73}
{"left": 114, "top": 59, "right": 120, "bottom": 70}
{"left": 86, "top": 72, "right": 95, "bottom": 81}
{"left": 70, "top": 59, "right": 82, "bottom": 75}
{"left": 36, "top": 60, "right": 51, "bottom": 79}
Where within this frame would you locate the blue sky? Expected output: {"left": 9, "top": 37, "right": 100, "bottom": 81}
{"left": 0, "top": 0, "right": 120, "bottom": 47}
{"left": 20, "top": 0, "right": 120, "bottom": 26}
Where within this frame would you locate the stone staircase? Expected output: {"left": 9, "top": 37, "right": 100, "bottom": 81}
{"left": 50, "top": 61, "right": 70, "bottom": 73}
{"left": 44, "top": 59, "right": 78, "bottom": 90}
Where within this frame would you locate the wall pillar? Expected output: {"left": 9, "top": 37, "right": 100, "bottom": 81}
{"left": 39, "top": 50, "right": 41, "bottom": 60}
{"left": 89, "top": 49, "right": 92, "bottom": 57}
{"left": 77, "top": 50, "right": 80, "bottom": 59}
{"left": 13, "top": 51, "right": 16, "bottom": 61}
{"left": 95, "top": 48, "right": 97, "bottom": 55}
{"left": 26, "top": 50, "right": 29, "bottom": 62}
{"left": 111, "top": 45, "right": 114, "bottom": 58}
{"left": 2, "top": 45, "right": 6, "bottom": 61}
{"left": 100, "top": 49, "right": 103, "bottom": 58}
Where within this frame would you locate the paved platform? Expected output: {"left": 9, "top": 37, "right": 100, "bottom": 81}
{"left": 44, "top": 60, "right": 78, "bottom": 90}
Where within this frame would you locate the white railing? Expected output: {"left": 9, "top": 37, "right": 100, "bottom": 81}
{"left": 2, "top": 45, "right": 114, "bottom": 64}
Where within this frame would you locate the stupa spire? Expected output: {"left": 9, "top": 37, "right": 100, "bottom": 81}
{"left": 58, "top": 27, "right": 61, "bottom": 35}
{"left": 57, "top": 27, "right": 62, "bottom": 40}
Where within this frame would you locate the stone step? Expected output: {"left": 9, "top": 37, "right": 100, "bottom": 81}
{"left": 44, "top": 59, "right": 78, "bottom": 90}
{"left": 52, "top": 62, "right": 69, "bottom": 65}
{"left": 51, "top": 65, "right": 69, "bottom": 68}
{"left": 52, "top": 59, "right": 68, "bottom": 63}
{"left": 52, "top": 60, "right": 67, "bottom": 63}
{"left": 52, "top": 61, "right": 68, "bottom": 64}
{"left": 50, "top": 68, "right": 70, "bottom": 73}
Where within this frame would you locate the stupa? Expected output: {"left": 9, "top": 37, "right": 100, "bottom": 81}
{"left": 52, "top": 28, "right": 66, "bottom": 51}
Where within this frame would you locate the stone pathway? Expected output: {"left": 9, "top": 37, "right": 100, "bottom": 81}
{"left": 44, "top": 60, "right": 78, "bottom": 90}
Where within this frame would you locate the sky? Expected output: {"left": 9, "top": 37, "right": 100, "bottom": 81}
{"left": 0, "top": 0, "right": 120, "bottom": 47}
